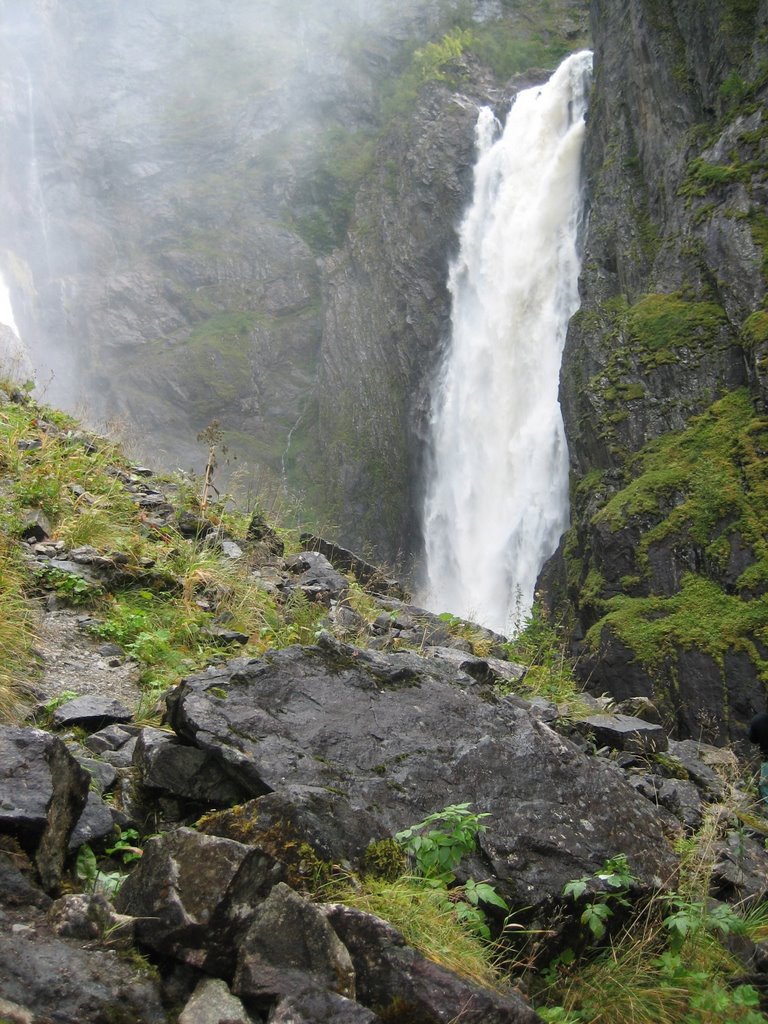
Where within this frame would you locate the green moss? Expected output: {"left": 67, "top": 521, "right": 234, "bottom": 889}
{"left": 649, "top": 752, "right": 690, "bottom": 781}
{"left": 585, "top": 390, "right": 768, "bottom": 681}
{"left": 680, "top": 158, "right": 745, "bottom": 199}
{"left": 586, "top": 573, "right": 768, "bottom": 676}
{"left": 740, "top": 310, "right": 768, "bottom": 349}
{"left": 361, "top": 838, "right": 409, "bottom": 881}
{"left": 748, "top": 212, "right": 768, "bottom": 284}
{"left": 626, "top": 293, "right": 727, "bottom": 357}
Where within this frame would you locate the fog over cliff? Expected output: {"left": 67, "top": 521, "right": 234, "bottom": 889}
{"left": 0, "top": 0, "right": 588, "bottom": 564}
{"left": 0, "top": 0, "right": 461, "bottom": 410}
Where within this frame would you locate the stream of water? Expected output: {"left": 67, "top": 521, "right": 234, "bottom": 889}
{"left": 421, "top": 50, "right": 593, "bottom": 635}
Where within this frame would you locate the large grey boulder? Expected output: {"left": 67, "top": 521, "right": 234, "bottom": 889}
{"left": 233, "top": 883, "right": 356, "bottom": 1004}
{"left": 0, "top": 727, "right": 89, "bottom": 891}
{"left": 0, "top": 925, "right": 166, "bottom": 1024}
{"left": 166, "top": 637, "right": 677, "bottom": 910}
{"left": 324, "top": 903, "right": 540, "bottom": 1024}
{"left": 115, "top": 827, "right": 284, "bottom": 972}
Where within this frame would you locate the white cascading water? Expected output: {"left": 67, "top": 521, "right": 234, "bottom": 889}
{"left": 0, "top": 270, "right": 31, "bottom": 376}
{"left": 421, "top": 50, "right": 593, "bottom": 635}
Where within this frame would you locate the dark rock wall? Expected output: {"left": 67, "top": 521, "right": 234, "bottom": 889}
{"left": 545, "top": 0, "right": 768, "bottom": 741}
{"left": 311, "top": 76, "right": 498, "bottom": 562}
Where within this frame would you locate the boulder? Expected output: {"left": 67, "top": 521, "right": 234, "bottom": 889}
{"left": 284, "top": 552, "right": 350, "bottom": 604}
{"left": 713, "top": 831, "right": 768, "bottom": 903}
{"left": 166, "top": 638, "right": 677, "bottom": 910}
{"left": 578, "top": 713, "right": 668, "bottom": 753}
{"left": 134, "top": 727, "right": 248, "bottom": 807}
{"left": 324, "top": 903, "right": 539, "bottom": 1023}
{"left": 269, "top": 990, "right": 381, "bottom": 1023}
{"left": 299, "top": 534, "right": 406, "bottom": 599}
{"left": 19, "top": 508, "right": 52, "bottom": 542}
{"left": 115, "top": 827, "right": 284, "bottom": 971}
{"left": 68, "top": 789, "right": 122, "bottom": 850}
{"left": 0, "top": 926, "right": 165, "bottom": 1024}
{"left": 199, "top": 787, "right": 388, "bottom": 870}
{"left": 0, "top": 727, "right": 89, "bottom": 891}
{"left": 0, "top": 850, "right": 51, "bottom": 909}
{"left": 84, "top": 723, "right": 138, "bottom": 755}
{"left": 233, "top": 883, "right": 356, "bottom": 1003}
{"left": 52, "top": 695, "right": 133, "bottom": 730}
{"left": 667, "top": 739, "right": 728, "bottom": 799}
{"left": 178, "top": 977, "right": 253, "bottom": 1024}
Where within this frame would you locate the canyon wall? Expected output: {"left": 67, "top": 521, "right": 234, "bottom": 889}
{"left": 543, "top": 0, "right": 768, "bottom": 741}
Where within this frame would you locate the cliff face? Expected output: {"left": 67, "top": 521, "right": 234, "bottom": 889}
{"left": 0, "top": 0, "right": 589, "bottom": 564}
{"left": 310, "top": 76, "right": 497, "bottom": 562}
{"left": 0, "top": 0, "right": 475, "bottom": 473}
{"left": 546, "top": 0, "right": 768, "bottom": 741}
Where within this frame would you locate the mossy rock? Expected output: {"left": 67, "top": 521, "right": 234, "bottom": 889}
{"left": 197, "top": 802, "right": 336, "bottom": 892}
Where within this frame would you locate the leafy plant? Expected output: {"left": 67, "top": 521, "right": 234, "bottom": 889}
{"left": 34, "top": 564, "right": 102, "bottom": 606}
{"left": 395, "top": 803, "right": 509, "bottom": 940}
{"left": 75, "top": 843, "right": 125, "bottom": 898}
{"left": 395, "top": 802, "right": 489, "bottom": 883}
{"left": 105, "top": 826, "right": 144, "bottom": 865}
{"left": 563, "top": 855, "right": 635, "bottom": 941}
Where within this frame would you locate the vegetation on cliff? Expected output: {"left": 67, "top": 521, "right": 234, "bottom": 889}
{"left": 555, "top": 0, "right": 768, "bottom": 741}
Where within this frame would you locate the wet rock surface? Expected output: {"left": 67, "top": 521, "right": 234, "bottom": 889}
{"left": 166, "top": 636, "right": 677, "bottom": 906}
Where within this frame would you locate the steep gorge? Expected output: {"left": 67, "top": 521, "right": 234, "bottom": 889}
{"left": 2, "top": 0, "right": 767, "bottom": 741}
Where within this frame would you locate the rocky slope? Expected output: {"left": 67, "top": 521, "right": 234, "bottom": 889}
{"left": 4, "top": 383, "right": 768, "bottom": 1022}
{"left": 541, "top": 0, "right": 768, "bottom": 743}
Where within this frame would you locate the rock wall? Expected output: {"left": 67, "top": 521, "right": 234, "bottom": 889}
{"left": 544, "top": 0, "right": 768, "bottom": 741}
{"left": 0, "top": 0, "right": 589, "bottom": 564}
{"left": 0, "top": 0, "right": 474, "bottom": 474}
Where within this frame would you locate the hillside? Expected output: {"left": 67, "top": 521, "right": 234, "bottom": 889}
{"left": 2, "top": 382, "right": 768, "bottom": 1022}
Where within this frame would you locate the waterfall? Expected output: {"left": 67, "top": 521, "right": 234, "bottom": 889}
{"left": 421, "top": 50, "right": 593, "bottom": 636}
{"left": 0, "top": 270, "right": 32, "bottom": 378}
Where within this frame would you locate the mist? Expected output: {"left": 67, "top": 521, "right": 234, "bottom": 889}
{"left": 0, "top": 0, "right": 469, "bottom": 460}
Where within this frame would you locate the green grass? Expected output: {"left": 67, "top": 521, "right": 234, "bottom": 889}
{"left": 334, "top": 875, "right": 505, "bottom": 990}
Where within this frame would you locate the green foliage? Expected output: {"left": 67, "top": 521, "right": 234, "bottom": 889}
{"left": 394, "top": 803, "right": 509, "bottom": 940}
{"left": 292, "top": 126, "right": 376, "bottom": 253}
{"left": 626, "top": 293, "right": 727, "bottom": 360}
{"left": 76, "top": 827, "right": 146, "bottom": 898}
{"left": 395, "top": 802, "right": 489, "bottom": 883}
{"left": 75, "top": 843, "right": 125, "bottom": 898}
{"left": 259, "top": 589, "right": 326, "bottom": 648}
{"left": 336, "top": 875, "right": 503, "bottom": 988}
{"left": 719, "top": 70, "right": 752, "bottom": 112}
{"left": 34, "top": 565, "right": 102, "bottom": 606}
{"left": 661, "top": 898, "right": 745, "bottom": 951}
{"left": 585, "top": 390, "right": 768, "bottom": 681}
{"left": 741, "top": 309, "right": 768, "bottom": 349}
{"left": 0, "top": 539, "right": 38, "bottom": 721}
{"left": 502, "top": 602, "right": 586, "bottom": 708}
{"left": 413, "top": 28, "right": 473, "bottom": 83}
{"left": 680, "top": 157, "right": 746, "bottom": 198}
{"left": 563, "top": 855, "right": 635, "bottom": 941}
{"left": 105, "top": 826, "right": 144, "bottom": 865}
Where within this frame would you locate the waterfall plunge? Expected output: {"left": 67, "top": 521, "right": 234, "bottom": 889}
{"left": 421, "top": 51, "right": 593, "bottom": 635}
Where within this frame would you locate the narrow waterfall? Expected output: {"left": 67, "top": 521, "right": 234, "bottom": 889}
{"left": 421, "top": 50, "right": 593, "bottom": 635}
{"left": 0, "top": 270, "right": 32, "bottom": 377}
